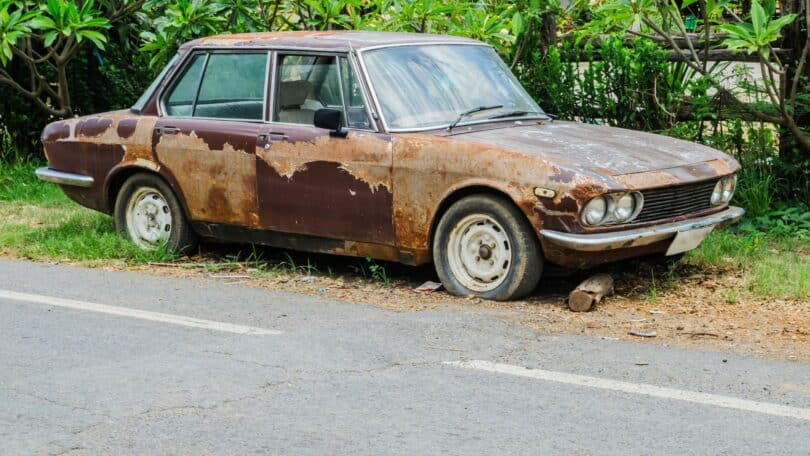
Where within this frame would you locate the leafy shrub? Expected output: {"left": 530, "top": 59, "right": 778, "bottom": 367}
{"left": 735, "top": 204, "right": 810, "bottom": 239}
{"left": 517, "top": 35, "right": 699, "bottom": 132}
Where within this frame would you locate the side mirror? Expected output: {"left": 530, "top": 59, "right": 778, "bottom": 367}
{"left": 314, "top": 108, "right": 348, "bottom": 138}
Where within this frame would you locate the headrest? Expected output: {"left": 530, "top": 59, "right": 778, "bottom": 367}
{"left": 278, "top": 80, "right": 312, "bottom": 108}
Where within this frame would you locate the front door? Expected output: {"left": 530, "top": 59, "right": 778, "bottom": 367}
{"left": 256, "top": 53, "right": 395, "bottom": 245}
{"left": 153, "top": 50, "right": 269, "bottom": 228}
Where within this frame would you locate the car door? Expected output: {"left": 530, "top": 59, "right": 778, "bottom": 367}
{"left": 256, "top": 52, "right": 395, "bottom": 245}
{"left": 153, "top": 50, "right": 269, "bottom": 228}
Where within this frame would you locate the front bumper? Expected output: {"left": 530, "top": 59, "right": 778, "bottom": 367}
{"left": 540, "top": 206, "right": 745, "bottom": 252}
{"left": 35, "top": 167, "right": 94, "bottom": 188}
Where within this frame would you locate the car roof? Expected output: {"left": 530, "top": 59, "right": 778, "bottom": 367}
{"left": 180, "top": 31, "right": 483, "bottom": 52}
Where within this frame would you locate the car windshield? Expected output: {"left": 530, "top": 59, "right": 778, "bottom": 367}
{"left": 362, "top": 44, "right": 545, "bottom": 130}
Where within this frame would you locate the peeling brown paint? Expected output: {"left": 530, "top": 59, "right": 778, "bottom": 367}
{"left": 76, "top": 117, "right": 113, "bottom": 137}
{"left": 257, "top": 130, "right": 392, "bottom": 192}
{"left": 117, "top": 118, "right": 138, "bottom": 139}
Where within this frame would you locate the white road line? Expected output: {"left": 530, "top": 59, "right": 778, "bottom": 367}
{"left": 0, "top": 289, "right": 282, "bottom": 335}
{"left": 446, "top": 360, "right": 810, "bottom": 421}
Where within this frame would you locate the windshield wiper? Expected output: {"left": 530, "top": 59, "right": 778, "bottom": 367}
{"left": 487, "top": 110, "right": 551, "bottom": 120}
{"left": 447, "top": 104, "right": 503, "bottom": 131}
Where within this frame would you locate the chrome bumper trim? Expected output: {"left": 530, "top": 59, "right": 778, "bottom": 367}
{"left": 35, "top": 167, "right": 94, "bottom": 188}
{"left": 540, "top": 206, "right": 745, "bottom": 252}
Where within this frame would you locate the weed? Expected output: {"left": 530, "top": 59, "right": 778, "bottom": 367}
{"left": 735, "top": 171, "right": 776, "bottom": 217}
{"left": 365, "top": 257, "right": 391, "bottom": 286}
{"left": 646, "top": 267, "right": 658, "bottom": 303}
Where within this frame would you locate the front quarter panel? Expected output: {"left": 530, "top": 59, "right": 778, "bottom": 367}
{"left": 391, "top": 133, "right": 609, "bottom": 255}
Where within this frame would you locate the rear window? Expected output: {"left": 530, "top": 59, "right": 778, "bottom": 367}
{"left": 163, "top": 52, "right": 268, "bottom": 120}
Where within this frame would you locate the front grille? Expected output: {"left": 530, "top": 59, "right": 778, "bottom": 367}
{"left": 635, "top": 179, "right": 719, "bottom": 223}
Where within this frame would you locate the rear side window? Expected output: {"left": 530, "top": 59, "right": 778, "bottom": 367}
{"left": 163, "top": 52, "right": 268, "bottom": 120}
{"left": 165, "top": 54, "right": 205, "bottom": 117}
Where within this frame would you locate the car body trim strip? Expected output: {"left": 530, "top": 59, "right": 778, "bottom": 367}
{"left": 35, "top": 167, "right": 95, "bottom": 188}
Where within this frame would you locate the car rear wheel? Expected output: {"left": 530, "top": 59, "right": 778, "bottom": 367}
{"left": 433, "top": 194, "right": 543, "bottom": 301}
{"left": 114, "top": 173, "right": 197, "bottom": 253}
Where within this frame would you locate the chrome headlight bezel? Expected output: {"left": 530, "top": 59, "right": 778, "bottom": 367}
{"left": 580, "top": 192, "right": 644, "bottom": 227}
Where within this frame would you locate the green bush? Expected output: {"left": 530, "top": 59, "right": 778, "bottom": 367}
{"left": 517, "top": 36, "right": 691, "bottom": 132}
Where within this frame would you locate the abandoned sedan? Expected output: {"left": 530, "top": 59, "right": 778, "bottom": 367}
{"left": 36, "top": 31, "right": 744, "bottom": 300}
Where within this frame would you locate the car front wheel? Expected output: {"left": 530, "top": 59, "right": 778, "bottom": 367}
{"left": 433, "top": 194, "right": 543, "bottom": 301}
{"left": 114, "top": 173, "right": 197, "bottom": 253}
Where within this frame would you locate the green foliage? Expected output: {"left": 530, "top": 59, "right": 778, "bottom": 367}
{"left": 718, "top": 0, "right": 797, "bottom": 58}
{"left": 736, "top": 204, "right": 810, "bottom": 239}
{"left": 365, "top": 256, "right": 390, "bottom": 286}
{"left": 139, "top": 0, "right": 227, "bottom": 68}
{"left": 518, "top": 35, "right": 691, "bottom": 131}
{"left": 0, "top": 0, "right": 110, "bottom": 65}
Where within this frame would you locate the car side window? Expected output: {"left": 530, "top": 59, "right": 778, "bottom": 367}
{"left": 339, "top": 57, "right": 372, "bottom": 130}
{"left": 165, "top": 54, "right": 205, "bottom": 117}
{"left": 274, "top": 54, "right": 372, "bottom": 129}
{"left": 164, "top": 52, "right": 268, "bottom": 121}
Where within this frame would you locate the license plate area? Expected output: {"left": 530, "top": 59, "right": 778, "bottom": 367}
{"left": 666, "top": 226, "right": 714, "bottom": 256}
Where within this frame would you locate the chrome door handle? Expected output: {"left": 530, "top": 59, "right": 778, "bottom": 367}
{"left": 157, "top": 126, "right": 180, "bottom": 135}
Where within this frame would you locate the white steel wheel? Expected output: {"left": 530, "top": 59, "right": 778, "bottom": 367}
{"left": 446, "top": 214, "right": 512, "bottom": 292}
{"left": 114, "top": 173, "right": 197, "bottom": 254}
{"left": 433, "top": 194, "right": 543, "bottom": 301}
{"left": 125, "top": 187, "right": 173, "bottom": 249}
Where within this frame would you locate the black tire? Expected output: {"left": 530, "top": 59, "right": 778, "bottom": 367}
{"left": 114, "top": 173, "right": 197, "bottom": 254}
{"left": 433, "top": 194, "right": 543, "bottom": 301}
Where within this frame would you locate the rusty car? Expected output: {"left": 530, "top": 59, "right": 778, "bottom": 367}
{"left": 36, "top": 31, "right": 744, "bottom": 301}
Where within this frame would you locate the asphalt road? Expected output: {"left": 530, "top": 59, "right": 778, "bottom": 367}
{"left": 1, "top": 258, "right": 808, "bottom": 455}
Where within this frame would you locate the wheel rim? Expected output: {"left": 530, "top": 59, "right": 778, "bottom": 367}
{"left": 125, "top": 187, "right": 173, "bottom": 249}
{"left": 446, "top": 214, "right": 513, "bottom": 293}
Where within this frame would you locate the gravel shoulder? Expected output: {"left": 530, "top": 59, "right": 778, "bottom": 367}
{"left": 15, "top": 245, "right": 804, "bottom": 362}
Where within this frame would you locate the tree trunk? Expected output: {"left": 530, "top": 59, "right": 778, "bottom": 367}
{"left": 779, "top": 0, "right": 809, "bottom": 161}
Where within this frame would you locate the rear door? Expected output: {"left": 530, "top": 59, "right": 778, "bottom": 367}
{"left": 154, "top": 50, "right": 269, "bottom": 227}
{"left": 256, "top": 52, "right": 395, "bottom": 245}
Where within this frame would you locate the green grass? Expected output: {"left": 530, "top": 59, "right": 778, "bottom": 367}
{"left": 0, "top": 162, "right": 65, "bottom": 205}
{"left": 0, "top": 162, "right": 174, "bottom": 264}
{"left": 686, "top": 230, "right": 810, "bottom": 300}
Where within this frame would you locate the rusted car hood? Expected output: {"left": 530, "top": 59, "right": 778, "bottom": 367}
{"left": 450, "top": 121, "right": 735, "bottom": 176}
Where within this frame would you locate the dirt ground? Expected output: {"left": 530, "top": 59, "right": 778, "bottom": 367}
{"left": 65, "top": 244, "right": 806, "bottom": 363}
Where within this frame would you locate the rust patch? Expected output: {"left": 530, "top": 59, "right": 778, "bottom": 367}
{"left": 570, "top": 183, "right": 606, "bottom": 202}
{"left": 257, "top": 131, "right": 392, "bottom": 192}
{"left": 194, "top": 124, "right": 261, "bottom": 154}
{"left": 155, "top": 130, "right": 258, "bottom": 226}
{"left": 391, "top": 133, "right": 572, "bottom": 252}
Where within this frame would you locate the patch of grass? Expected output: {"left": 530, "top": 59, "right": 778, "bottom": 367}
{"left": 686, "top": 230, "right": 810, "bottom": 300}
{"left": 0, "top": 162, "right": 66, "bottom": 206}
{"left": 0, "top": 163, "right": 175, "bottom": 264}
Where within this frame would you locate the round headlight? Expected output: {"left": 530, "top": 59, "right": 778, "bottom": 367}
{"left": 710, "top": 179, "right": 724, "bottom": 205}
{"left": 614, "top": 193, "right": 636, "bottom": 221}
{"left": 582, "top": 196, "right": 607, "bottom": 226}
{"left": 722, "top": 174, "right": 737, "bottom": 202}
